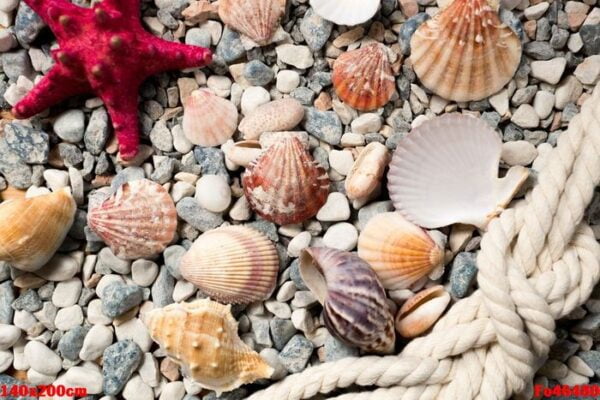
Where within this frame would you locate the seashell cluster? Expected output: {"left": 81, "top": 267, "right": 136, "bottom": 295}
{"left": 357, "top": 212, "right": 444, "bottom": 290}
{"left": 410, "top": 0, "right": 522, "bottom": 102}
{"left": 299, "top": 247, "right": 395, "bottom": 353}
{"left": 387, "top": 114, "right": 529, "bottom": 229}
{"left": 242, "top": 137, "right": 330, "bottom": 225}
{"left": 395, "top": 285, "right": 450, "bottom": 338}
{"left": 88, "top": 179, "right": 178, "bottom": 260}
{"left": 145, "top": 299, "right": 273, "bottom": 394}
{"left": 239, "top": 98, "right": 305, "bottom": 140}
{"left": 180, "top": 226, "right": 279, "bottom": 304}
{"left": 218, "top": 0, "right": 284, "bottom": 45}
{"left": 310, "top": 0, "right": 380, "bottom": 26}
{"left": 332, "top": 43, "right": 396, "bottom": 111}
{"left": 183, "top": 89, "right": 238, "bottom": 147}
{"left": 0, "top": 188, "right": 76, "bottom": 272}
{"left": 345, "top": 142, "right": 390, "bottom": 201}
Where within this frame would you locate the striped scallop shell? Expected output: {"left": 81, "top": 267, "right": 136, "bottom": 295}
{"left": 332, "top": 43, "right": 396, "bottom": 111}
{"left": 183, "top": 89, "right": 238, "bottom": 147}
{"left": 180, "top": 226, "right": 279, "bottom": 304}
{"left": 218, "top": 0, "right": 284, "bottom": 45}
{"left": 300, "top": 247, "right": 395, "bottom": 354}
{"left": 410, "top": 0, "right": 522, "bottom": 102}
{"left": 88, "top": 179, "right": 177, "bottom": 260}
{"left": 310, "top": 0, "right": 380, "bottom": 26}
{"left": 242, "top": 137, "right": 330, "bottom": 225}
{"left": 357, "top": 212, "right": 444, "bottom": 290}
{"left": 395, "top": 285, "right": 451, "bottom": 338}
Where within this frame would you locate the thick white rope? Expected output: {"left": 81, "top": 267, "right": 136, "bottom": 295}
{"left": 248, "top": 84, "right": 600, "bottom": 400}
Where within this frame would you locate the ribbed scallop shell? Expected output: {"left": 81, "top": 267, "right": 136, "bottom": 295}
{"left": 332, "top": 44, "right": 396, "bottom": 111}
{"left": 238, "top": 98, "right": 305, "bottom": 140}
{"left": 395, "top": 285, "right": 450, "bottom": 338}
{"left": 183, "top": 89, "right": 238, "bottom": 147}
{"left": 88, "top": 179, "right": 177, "bottom": 260}
{"left": 310, "top": 0, "right": 380, "bottom": 26}
{"left": 300, "top": 247, "right": 395, "bottom": 354}
{"left": 146, "top": 299, "right": 273, "bottom": 394}
{"left": 410, "top": 0, "right": 522, "bottom": 102}
{"left": 242, "top": 137, "right": 330, "bottom": 225}
{"left": 0, "top": 188, "right": 76, "bottom": 272}
{"left": 357, "top": 212, "right": 444, "bottom": 290}
{"left": 180, "top": 226, "right": 279, "bottom": 304}
{"left": 345, "top": 142, "right": 390, "bottom": 200}
{"left": 218, "top": 0, "right": 284, "bottom": 45}
{"left": 387, "top": 114, "right": 529, "bottom": 229}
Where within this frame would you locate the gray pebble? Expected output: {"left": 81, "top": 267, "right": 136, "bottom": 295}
{"left": 37, "top": 282, "right": 54, "bottom": 301}
{"left": 449, "top": 252, "right": 478, "bottom": 298}
{"left": 300, "top": 8, "right": 332, "bottom": 52}
{"left": 193, "top": 147, "right": 228, "bottom": 178}
{"left": 78, "top": 287, "right": 95, "bottom": 306}
{"left": 0, "top": 263, "right": 10, "bottom": 282}
{"left": 110, "top": 167, "right": 145, "bottom": 192}
{"left": 164, "top": 245, "right": 186, "bottom": 280}
{"left": 398, "top": 13, "right": 430, "bottom": 55}
{"left": 0, "top": 282, "right": 15, "bottom": 324}
{"left": 303, "top": 108, "right": 342, "bottom": 145}
{"left": 503, "top": 123, "right": 524, "bottom": 141}
{"left": 94, "top": 152, "right": 112, "bottom": 176}
{"left": 536, "top": 18, "right": 551, "bottom": 41}
{"left": 84, "top": 107, "right": 109, "bottom": 156}
{"left": 290, "top": 87, "right": 315, "bottom": 105}
{"left": 54, "top": 109, "right": 85, "bottom": 143}
{"left": 176, "top": 197, "right": 224, "bottom": 232}
{"left": 151, "top": 266, "right": 175, "bottom": 308}
{"left": 0, "top": 374, "right": 36, "bottom": 400}
{"left": 578, "top": 351, "right": 600, "bottom": 376}
{"left": 102, "top": 340, "right": 143, "bottom": 395}
{"left": 151, "top": 158, "right": 176, "bottom": 184}
{"left": 0, "top": 136, "right": 32, "bottom": 189}
{"left": 101, "top": 281, "right": 143, "bottom": 318}
{"left": 270, "top": 318, "right": 297, "bottom": 351}
{"left": 185, "top": 27, "right": 212, "bottom": 48}
{"left": 549, "top": 339, "right": 579, "bottom": 362}
{"left": 149, "top": 120, "right": 173, "bottom": 152}
{"left": 245, "top": 219, "right": 278, "bottom": 242}
{"left": 278, "top": 334, "right": 314, "bottom": 373}
{"left": 550, "top": 28, "right": 569, "bottom": 49}
{"left": 97, "top": 247, "right": 131, "bottom": 274}
{"left": 511, "top": 85, "right": 538, "bottom": 106}
{"left": 524, "top": 41, "right": 555, "bottom": 60}
{"left": 481, "top": 111, "right": 501, "bottom": 129}
{"left": 14, "top": 2, "right": 45, "bottom": 47}
{"left": 58, "top": 326, "right": 88, "bottom": 361}
{"left": 3, "top": 123, "right": 48, "bottom": 164}
{"left": 11, "top": 289, "right": 42, "bottom": 312}
{"left": 323, "top": 334, "right": 359, "bottom": 361}
{"left": 58, "top": 143, "right": 83, "bottom": 167}
{"left": 385, "top": 131, "right": 405, "bottom": 150}
{"left": 216, "top": 27, "right": 245, "bottom": 64}
{"left": 289, "top": 259, "right": 308, "bottom": 290}
{"left": 356, "top": 201, "right": 394, "bottom": 231}
{"left": 244, "top": 60, "right": 274, "bottom": 86}
{"left": 1, "top": 49, "right": 33, "bottom": 81}
{"left": 157, "top": 8, "right": 179, "bottom": 29}
{"left": 580, "top": 24, "right": 600, "bottom": 56}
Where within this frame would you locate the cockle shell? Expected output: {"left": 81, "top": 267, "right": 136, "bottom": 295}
{"left": 299, "top": 247, "right": 395, "bottom": 353}
{"left": 218, "top": 0, "right": 284, "bottom": 45}
{"left": 357, "top": 212, "right": 444, "bottom": 290}
{"left": 239, "top": 98, "right": 305, "bottom": 140}
{"left": 395, "top": 285, "right": 450, "bottom": 338}
{"left": 223, "top": 140, "right": 263, "bottom": 167}
{"left": 242, "top": 137, "right": 330, "bottom": 225}
{"left": 180, "top": 226, "right": 279, "bottom": 304}
{"left": 310, "top": 0, "right": 380, "bottom": 26}
{"left": 410, "top": 0, "right": 522, "bottom": 102}
{"left": 0, "top": 188, "right": 76, "bottom": 272}
{"left": 146, "top": 299, "right": 273, "bottom": 394}
{"left": 332, "top": 43, "right": 396, "bottom": 111}
{"left": 345, "top": 142, "right": 390, "bottom": 200}
{"left": 88, "top": 179, "right": 177, "bottom": 260}
{"left": 183, "top": 89, "right": 238, "bottom": 147}
{"left": 387, "top": 114, "right": 529, "bottom": 229}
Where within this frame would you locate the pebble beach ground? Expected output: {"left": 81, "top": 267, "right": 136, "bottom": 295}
{"left": 0, "top": 0, "right": 598, "bottom": 399}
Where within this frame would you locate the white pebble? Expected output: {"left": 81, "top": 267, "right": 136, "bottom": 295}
{"left": 351, "top": 113, "right": 382, "bottom": 134}
{"left": 195, "top": 174, "right": 231, "bottom": 213}
{"left": 87, "top": 299, "right": 112, "bottom": 325}
{"left": 115, "top": 318, "right": 153, "bottom": 352}
{"left": 276, "top": 44, "right": 314, "bottom": 69}
{"left": 54, "top": 305, "right": 84, "bottom": 331}
{"left": 138, "top": 353, "right": 160, "bottom": 387}
{"left": 43, "top": 169, "right": 70, "bottom": 191}
{"left": 24, "top": 341, "right": 62, "bottom": 375}
{"left": 35, "top": 253, "right": 81, "bottom": 281}
{"left": 27, "top": 368, "right": 55, "bottom": 385}
{"left": 0, "top": 324, "right": 21, "bottom": 350}
{"left": 79, "top": 325, "right": 113, "bottom": 361}
{"left": 511, "top": 104, "right": 540, "bottom": 129}
{"left": 52, "top": 278, "right": 82, "bottom": 308}
{"left": 287, "top": 231, "right": 312, "bottom": 257}
{"left": 276, "top": 70, "right": 300, "bottom": 93}
{"left": 0, "top": 350, "right": 11, "bottom": 372}
{"left": 64, "top": 365, "right": 103, "bottom": 394}
{"left": 241, "top": 86, "right": 270, "bottom": 115}
{"left": 123, "top": 374, "right": 154, "bottom": 400}
{"left": 328, "top": 150, "right": 354, "bottom": 176}
{"left": 291, "top": 308, "right": 314, "bottom": 333}
{"left": 172, "top": 280, "right": 196, "bottom": 302}
{"left": 533, "top": 91, "right": 555, "bottom": 120}
{"left": 530, "top": 58, "right": 567, "bottom": 85}
{"left": 323, "top": 222, "right": 359, "bottom": 251}
{"left": 316, "top": 192, "right": 351, "bottom": 222}
{"left": 276, "top": 281, "right": 297, "bottom": 303}
{"left": 170, "top": 181, "right": 195, "bottom": 203}
{"left": 131, "top": 260, "right": 159, "bottom": 287}
{"left": 159, "top": 381, "right": 186, "bottom": 400}
{"left": 501, "top": 141, "right": 538, "bottom": 166}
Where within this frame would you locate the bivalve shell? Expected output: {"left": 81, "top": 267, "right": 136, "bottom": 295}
{"left": 0, "top": 188, "right": 76, "bottom": 272}
{"left": 146, "top": 299, "right": 273, "bottom": 394}
{"left": 410, "top": 0, "right": 522, "bottom": 102}
{"left": 239, "top": 98, "right": 305, "bottom": 140}
{"left": 223, "top": 140, "right": 263, "bottom": 168}
{"left": 218, "top": 0, "right": 284, "bottom": 45}
{"left": 310, "top": 0, "right": 380, "bottom": 26}
{"left": 395, "top": 285, "right": 450, "bottom": 338}
{"left": 332, "top": 44, "right": 396, "bottom": 111}
{"left": 242, "top": 137, "right": 330, "bottom": 225}
{"left": 300, "top": 247, "right": 395, "bottom": 354}
{"left": 357, "top": 212, "right": 444, "bottom": 290}
{"left": 88, "top": 179, "right": 177, "bottom": 260}
{"left": 345, "top": 142, "right": 390, "bottom": 200}
{"left": 180, "top": 226, "right": 279, "bottom": 304}
{"left": 183, "top": 89, "right": 238, "bottom": 147}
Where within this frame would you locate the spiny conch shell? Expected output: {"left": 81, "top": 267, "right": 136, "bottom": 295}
{"left": 299, "top": 247, "right": 395, "bottom": 354}
{"left": 238, "top": 98, "right": 305, "bottom": 140}
{"left": 357, "top": 212, "right": 445, "bottom": 290}
{"left": 410, "top": 0, "right": 522, "bottom": 102}
{"left": 87, "top": 179, "right": 177, "bottom": 260}
{"left": 180, "top": 226, "right": 279, "bottom": 304}
{"left": 332, "top": 43, "right": 396, "bottom": 111}
{"left": 310, "top": 0, "right": 380, "bottom": 26}
{"left": 145, "top": 299, "right": 273, "bottom": 394}
{"left": 395, "top": 285, "right": 451, "bottom": 338}
{"left": 0, "top": 188, "right": 76, "bottom": 272}
{"left": 387, "top": 114, "right": 529, "bottom": 229}
{"left": 242, "top": 137, "right": 330, "bottom": 225}
{"left": 218, "top": 0, "right": 284, "bottom": 46}
{"left": 223, "top": 140, "right": 263, "bottom": 168}
{"left": 345, "top": 142, "right": 390, "bottom": 201}
{"left": 183, "top": 89, "right": 238, "bottom": 147}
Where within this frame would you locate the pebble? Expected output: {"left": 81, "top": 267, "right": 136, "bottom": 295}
{"left": 449, "top": 252, "right": 478, "bottom": 298}
{"left": 53, "top": 109, "right": 85, "bottom": 143}
{"left": 12, "top": 290, "right": 42, "bottom": 312}
{"left": 52, "top": 278, "right": 82, "bottom": 308}
{"left": 57, "top": 326, "right": 88, "bottom": 361}
{"left": 132, "top": 260, "right": 159, "bottom": 287}
{"left": 260, "top": 348, "right": 288, "bottom": 380}
{"left": 14, "top": 2, "right": 44, "bottom": 46}
{"left": 216, "top": 27, "right": 244, "bottom": 63}
{"left": 0, "top": 137, "right": 32, "bottom": 189}
{"left": 0, "top": 351, "right": 12, "bottom": 373}
{"left": 300, "top": 8, "right": 332, "bottom": 51}
{"left": 287, "top": 232, "right": 312, "bottom": 257}
{"left": 574, "top": 55, "right": 600, "bottom": 85}
{"left": 524, "top": 2, "right": 549, "bottom": 20}
{"left": 276, "top": 70, "right": 300, "bottom": 94}
{"left": 502, "top": 141, "right": 538, "bottom": 166}
{"left": 580, "top": 24, "right": 600, "bottom": 56}
{"left": 578, "top": 350, "right": 600, "bottom": 376}
{"left": 65, "top": 365, "right": 103, "bottom": 394}
{"left": 176, "top": 197, "right": 224, "bottom": 232}
{"left": 303, "top": 108, "right": 343, "bottom": 145}
{"left": 115, "top": 318, "right": 153, "bottom": 352}
{"left": 101, "top": 281, "right": 144, "bottom": 318}
{"left": 511, "top": 104, "right": 540, "bottom": 129}
{"left": 42, "top": 168, "right": 69, "bottom": 190}
{"left": 398, "top": 13, "right": 430, "bottom": 55}
{"left": 54, "top": 304, "right": 84, "bottom": 330}
{"left": 323, "top": 334, "right": 359, "bottom": 361}
{"left": 1, "top": 50, "right": 32, "bottom": 81}
{"left": 195, "top": 174, "right": 231, "bottom": 213}
{"left": 278, "top": 334, "right": 314, "bottom": 373}
{"left": 160, "top": 381, "right": 186, "bottom": 400}
{"left": 102, "top": 340, "right": 143, "bottom": 395}
{"left": 97, "top": 247, "right": 132, "bottom": 274}
{"left": 241, "top": 86, "right": 271, "bottom": 115}
{"left": 322, "top": 223, "right": 359, "bottom": 251}
{"left": 244, "top": 60, "right": 274, "bottom": 87}
{"left": 555, "top": 75, "right": 583, "bottom": 110}
{"left": 0, "top": 324, "right": 20, "bottom": 350}
{"left": 530, "top": 57, "right": 567, "bottom": 85}
{"left": 123, "top": 374, "right": 154, "bottom": 400}
{"left": 194, "top": 147, "right": 228, "bottom": 177}
{"left": 87, "top": 299, "right": 111, "bottom": 326}
{"left": 270, "top": 318, "right": 297, "bottom": 351}
{"left": 24, "top": 340, "right": 61, "bottom": 375}
{"left": 4, "top": 123, "right": 49, "bottom": 164}
{"left": 533, "top": 91, "right": 555, "bottom": 120}
{"left": 317, "top": 192, "right": 351, "bottom": 221}
{"left": 276, "top": 44, "right": 314, "bottom": 69}
{"left": 84, "top": 107, "right": 109, "bottom": 155}
{"left": 328, "top": 150, "right": 354, "bottom": 176}
{"left": 173, "top": 280, "right": 196, "bottom": 302}
{"left": 80, "top": 324, "right": 113, "bottom": 361}
{"left": 149, "top": 120, "right": 173, "bottom": 152}
{"left": 138, "top": 353, "right": 160, "bottom": 387}
{"left": 351, "top": 113, "right": 382, "bottom": 134}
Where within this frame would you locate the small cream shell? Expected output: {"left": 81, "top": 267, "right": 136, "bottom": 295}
{"left": 395, "top": 285, "right": 451, "bottom": 338}
{"left": 345, "top": 142, "right": 390, "bottom": 200}
{"left": 223, "top": 140, "right": 264, "bottom": 167}
{"left": 183, "top": 89, "right": 238, "bottom": 147}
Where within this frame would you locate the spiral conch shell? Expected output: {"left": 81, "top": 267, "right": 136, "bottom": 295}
{"left": 0, "top": 188, "right": 76, "bottom": 272}
{"left": 300, "top": 247, "right": 395, "bottom": 354}
{"left": 146, "top": 299, "right": 273, "bottom": 394}
{"left": 395, "top": 285, "right": 450, "bottom": 338}
{"left": 218, "top": 0, "right": 284, "bottom": 45}
{"left": 180, "top": 226, "right": 279, "bottom": 304}
{"left": 357, "top": 212, "right": 445, "bottom": 290}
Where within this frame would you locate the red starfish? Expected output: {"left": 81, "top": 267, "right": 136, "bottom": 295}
{"left": 12, "top": 0, "right": 212, "bottom": 160}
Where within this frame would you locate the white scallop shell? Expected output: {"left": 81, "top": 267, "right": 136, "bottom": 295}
{"left": 309, "top": 0, "right": 380, "bottom": 26}
{"left": 387, "top": 114, "right": 529, "bottom": 229}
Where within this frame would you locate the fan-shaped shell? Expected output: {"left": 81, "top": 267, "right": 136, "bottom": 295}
{"left": 410, "top": 0, "right": 522, "bottom": 102}
{"left": 242, "top": 137, "right": 330, "bottom": 225}
{"left": 0, "top": 188, "right": 76, "bottom": 272}
{"left": 345, "top": 142, "right": 390, "bottom": 200}
{"left": 218, "top": 0, "right": 284, "bottom": 45}
{"left": 332, "top": 44, "right": 396, "bottom": 111}
{"left": 146, "top": 299, "right": 273, "bottom": 394}
{"left": 183, "top": 89, "right": 238, "bottom": 147}
{"left": 299, "top": 247, "right": 395, "bottom": 354}
{"left": 180, "top": 226, "right": 279, "bottom": 304}
{"left": 357, "top": 212, "right": 444, "bottom": 290}
{"left": 238, "top": 98, "right": 305, "bottom": 140}
{"left": 387, "top": 114, "right": 529, "bottom": 229}
{"left": 310, "top": 0, "right": 380, "bottom": 26}
{"left": 88, "top": 179, "right": 177, "bottom": 260}
{"left": 395, "top": 285, "right": 450, "bottom": 338}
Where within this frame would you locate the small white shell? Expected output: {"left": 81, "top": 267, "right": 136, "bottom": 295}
{"left": 183, "top": 89, "right": 238, "bottom": 147}
{"left": 310, "top": 0, "right": 380, "bottom": 26}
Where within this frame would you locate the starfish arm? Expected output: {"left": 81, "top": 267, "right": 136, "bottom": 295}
{"left": 143, "top": 36, "right": 212, "bottom": 76}
{"left": 23, "top": 0, "right": 81, "bottom": 25}
{"left": 98, "top": 0, "right": 140, "bottom": 18}
{"left": 100, "top": 89, "right": 140, "bottom": 160}
{"left": 12, "top": 65, "right": 90, "bottom": 119}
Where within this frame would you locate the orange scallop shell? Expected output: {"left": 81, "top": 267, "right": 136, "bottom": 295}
{"left": 218, "top": 0, "right": 284, "bottom": 45}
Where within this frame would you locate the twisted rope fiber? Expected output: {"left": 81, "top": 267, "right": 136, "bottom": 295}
{"left": 248, "top": 84, "right": 600, "bottom": 400}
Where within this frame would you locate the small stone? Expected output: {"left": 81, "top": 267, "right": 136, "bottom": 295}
{"left": 4, "top": 123, "right": 49, "bottom": 164}
{"left": 0, "top": 324, "right": 20, "bottom": 350}
{"left": 356, "top": 200, "right": 394, "bottom": 231}
{"left": 270, "top": 318, "right": 297, "bottom": 351}
{"left": 578, "top": 351, "right": 600, "bottom": 377}
{"left": 11, "top": 290, "right": 42, "bottom": 312}
{"left": 54, "top": 304, "right": 84, "bottom": 330}
{"left": 524, "top": 41, "right": 554, "bottom": 60}
{"left": 64, "top": 365, "right": 103, "bottom": 394}
{"left": 1, "top": 50, "right": 33, "bottom": 81}
{"left": 123, "top": 374, "right": 154, "bottom": 400}
{"left": 260, "top": 348, "right": 288, "bottom": 380}
{"left": 489, "top": 89, "right": 509, "bottom": 116}
{"left": 87, "top": 299, "right": 112, "bottom": 325}
{"left": 216, "top": 27, "right": 245, "bottom": 63}
{"left": 555, "top": 75, "right": 583, "bottom": 110}
{"left": 160, "top": 381, "right": 186, "bottom": 400}
{"left": 265, "top": 300, "right": 291, "bottom": 319}
{"left": 276, "top": 44, "right": 314, "bottom": 69}
{"left": 0, "top": 137, "right": 32, "bottom": 189}
{"left": 511, "top": 104, "right": 540, "bottom": 129}
{"left": 530, "top": 57, "right": 567, "bottom": 84}
{"left": 398, "top": 13, "right": 430, "bottom": 55}
{"left": 97, "top": 247, "right": 132, "bottom": 274}
{"left": 323, "top": 223, "right": 358, "bottom": 251}
{"left": 278, "top": 334, "right": 314, "bottom": 373}
{"left": 550, "top": 28, "right": 570, "bottom": 50}
{"left": 164, "top": 245, "right": 186, "bottom": 280}
{"left": 111, "top": 166, "right": 145, "bottom": 191}
{"left": 101, "top": 281, "right": 144, "bottom": 318}
{"left": 53, "top": 109, "right": 85, "bottom": 143}
{"left": 24, "top": 340, "right": 61, "bottom": 375}
{"left": 241, "top": 86, "right": 271, "bottom": 115}
{"left": 287, "top": 232, "right": 312, "bottom": 258}
{"left": 300, "top": 8, "right": 332, "bottom": 51}
{"left": 173, "top": 280, "right": 196, "bottom": 302}
{"left": 303, "top": 108, "right": 343, "bottom": 145}
{"left": 574, "top": 55, "right": 600, "bottom": 85}
{"left": 151, "top": 158, "right": 176, "bottom": 184}
{"left": 449, "top": 252, "right": 478, "bottom": 298}
{"left": 0, "top": 351, "right": 12, "bottom": 373}
{"left": 195, "top": 174, "right": 231, "bottom": 213}
{"left": 351, "top": 113, "right": 382, "bottom": 134}
{"left": 501, "top": 141, "right": 538, "bottom": 166}
{"left": 533, "top": 91, "right": 555, "bottom": 120}
{"left": 58, "top": 142, "right": 83, "bottom": 167}
{"left": 151, "top": 266, "right": 175, "bottom": 308}
{"left": 176, "top": 197, "right": 224, "bottom": 232}
{"left": 317, "top": 192, "right": 351, "bottom": 221}
{"left": 524, "top": 2, "right": 549, "bottom": 20}
{"left": 80, "top": 324, "right": 113, "bottom": 361}
{"left": 51, "top": 278, "right": 82, "bottom": 308}
{"left": 186, "top": 27, "right": 212, "bottom": 48}
{"left": 103, "top": 340, "right": 143, "bottom": 395}
{"left": 250, "top": 316, "right": 272, "bottom": 347}
{"left": 243, "top": 60, "right": 274, "bottom": 86}
{"left": 193, "top": 147, "right": 228, "bottom": 178}
{"left": 149, "top": 120, "right": 173, "bottom": 152}
{"left": 580, "top": 24, "right": 600, "bottom": 56}
{"left": 328, "top": 150, "right": 354, "bottom": 176}
{"left": 58, "top": 326, "right": 88, "bottom": 361}
{"left": 323, "top": 334, "right": 359, "bottom": 361}
{"left": 276, "top": 70, "right": 300, "bottom": 94}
